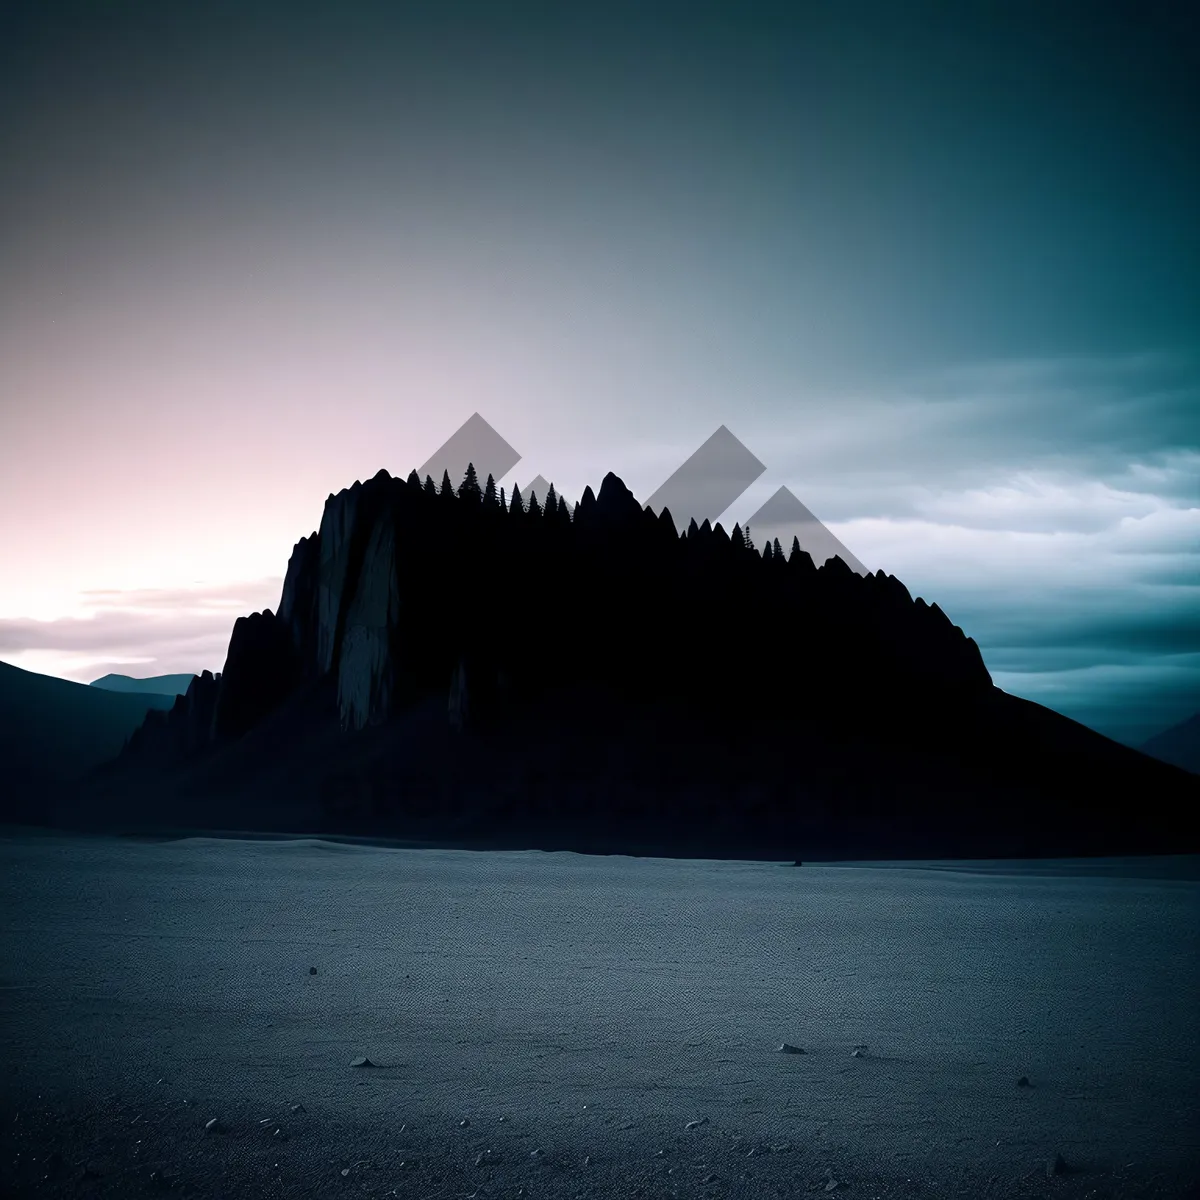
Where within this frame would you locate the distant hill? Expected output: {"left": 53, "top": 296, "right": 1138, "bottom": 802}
{"left": 1141, "top": 712, "right": 1200, "bottom": 775}
{"left": 56, "top": 466, "right": 1200, "bottom": 861}
{"left": 90, "top": 672, "right": 197, "bottom": 697}
{"left": 0, "top": 661, "right": 177, "bottom": 826}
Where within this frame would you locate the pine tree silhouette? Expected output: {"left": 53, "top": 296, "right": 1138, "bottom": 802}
{"left": 509, "top": 484, "right": 523, "bottom": 516}
{"left": 731, "top": 523, "right": 746, "bottom": 552}
{"left": 458, "top": 462, "right": 483, "bottom": 503}
{"left": 499, "top": 486, "right": 506, "bottom": 511}
{"left": 543, "top": 483, "right": 557, "bottom": 516}
{"left": 424, "top": 474, "right": 438, "bottom": 498}
{"left": 773, "top": 537, "right": 784, "bottom": 560}
{"left": 483, "top": 473, "right": 498, "bottom": 507}
{"left": 527, "top": 491, "right": 543, "bottom": 518}
{"left": 406, "top": 469, "right": 421, "bottom": 488}
{"left": 440, "top": 469, "right": 455, "bottom": 497}
{"left": 790, "top": 535, "right": 802, "bottom": 563}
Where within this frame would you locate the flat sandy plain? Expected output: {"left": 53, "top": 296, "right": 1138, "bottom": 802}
{"left": 1, "top": 830, "right": 1198, "bottom": 1200}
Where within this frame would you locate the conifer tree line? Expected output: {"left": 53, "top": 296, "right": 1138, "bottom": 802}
{"left": 410, "top": 463, "right": 788, "bottom": 564}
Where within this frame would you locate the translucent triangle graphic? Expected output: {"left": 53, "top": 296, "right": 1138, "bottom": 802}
{"left": 417, "top": 412, "right": 521, "bottom": 489}
{"left": 643, "top": 426, "right": 766, "bottom": 528}
{"left": 513, "top": 476, "right": 573, "bottom": 512}
{"left": 745, "top": 486, "right": 868, "bottom": 574}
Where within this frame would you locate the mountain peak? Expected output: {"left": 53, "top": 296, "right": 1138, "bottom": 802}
{"left": 594, "top": 472, "right": 643, "bottom": 521}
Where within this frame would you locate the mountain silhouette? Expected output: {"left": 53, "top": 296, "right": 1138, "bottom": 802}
{"left": 90, "top": 672, "right": 197, "bottom": 697}
{"left": 52, "top": 466, "right": 1199, "bottom": 860}
{"left": 0, "top": 660, "right": 178, "bottom": 825}
{"left": 1141, "top": 711, "right": 1200, "bottom": 776}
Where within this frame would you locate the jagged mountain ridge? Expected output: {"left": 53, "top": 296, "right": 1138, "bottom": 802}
{"left": 129, "top": 466, "right": 991, "bottom": 749}
{"left": 72, "top": 465, "right": 1198, "bottom": 859}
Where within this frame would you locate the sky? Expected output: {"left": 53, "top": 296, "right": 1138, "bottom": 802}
{"left": 0, "top": 0, "right": 1196, "bottom": 746}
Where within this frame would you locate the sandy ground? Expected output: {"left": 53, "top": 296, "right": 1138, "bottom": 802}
{"left": 1, "top": 830, "right": 1198, "bottom": 1199}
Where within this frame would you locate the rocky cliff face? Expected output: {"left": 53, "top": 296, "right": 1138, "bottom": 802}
{"left": 337, "top": 506, "right": 402, "bottom": 732}
{"left": 119, "top": 466, "right": 994, "bottom": 764}
{"left": 277, "top": 532, "right": 320, "bottom": 674}
{"left": 125, "top": 668, "right": 221, "bottom": 762}
{"left": 213, "top": 609, "right": 299, "bottom": 740}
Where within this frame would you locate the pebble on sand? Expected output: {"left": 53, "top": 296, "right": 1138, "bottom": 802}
{"left": 685, "top": 1117, "right": 710, "bottom": 1130}
{"left": 350, "top": 1056, "right": 376, "bottom": 1068}
{"left": 777, "top": 1043, "right": 806, "bottom": 1054}
{"left": 851, "top": 1045, "right": 869, "bottom": 1057}
{"left": 309, "top": 966, "right": 318, "bottom": 975}
{"left": 1048, "top": 1152, "right": 1069, "bottom": 1177}
{"left": 1017, "top": 1075, "right": 1031, "bottom": 1087}
{"left": 204, "top": 1118, "right": 223, "bottom": 1134}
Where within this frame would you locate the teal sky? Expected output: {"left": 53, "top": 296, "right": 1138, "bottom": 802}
{"left": 0, "top": 1, "right": 1196, "bottom": 744}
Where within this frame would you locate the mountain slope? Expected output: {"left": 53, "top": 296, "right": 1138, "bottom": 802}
{"left": 1141, "top": 711, "right": 1200, "bottom": 775}
{"left": 0, "top": 661, "right": 178, "bottom": 825}
{"left": 90, "top": 673, "right": 197, "bottom": 697}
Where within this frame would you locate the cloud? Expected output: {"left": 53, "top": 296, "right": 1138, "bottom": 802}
{"left": 736, "top": 350, "right": 1199, "bottom": 520}
{"left": 719, "top": 351, "right": 1200, "bottom": 745}
{"left": 0, "top": 578, "right": 283, "bottom": 683}
{"left": 990, "top": 655, "right": 1200, "bottom": 748}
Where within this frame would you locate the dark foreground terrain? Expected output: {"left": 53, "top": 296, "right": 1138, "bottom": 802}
{"left": 6, "top": 1083, "right": 1200, "bottom": 1200}
{"left": 2, "top": 832, "right": 1198, "bottom": 1200}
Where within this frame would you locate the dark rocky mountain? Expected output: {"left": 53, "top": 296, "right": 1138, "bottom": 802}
{"left": 1141, "top": 712, "right": 1200, "bottom": 776}
{"left": 55, "top": 467, "right": 1200, "bottom": 860}
{"left": 0, "top": 661, "right": 177, "bottom": 826}
{"left": 90, "top": 672, "right": 197, "bottom": 697}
